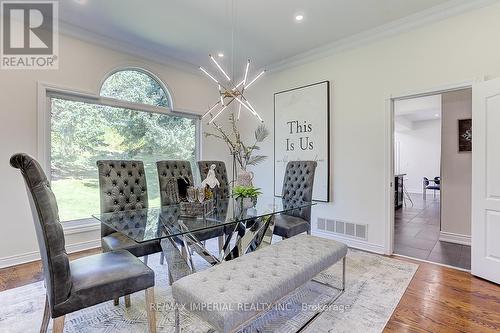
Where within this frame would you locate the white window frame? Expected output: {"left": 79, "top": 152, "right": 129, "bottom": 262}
{"left": 36, "top": 75, "right": 201, "bottom": 224}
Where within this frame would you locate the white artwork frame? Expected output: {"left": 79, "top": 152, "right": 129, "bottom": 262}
{"left": 274, "top": 81, "right": 330, "bottom": 202}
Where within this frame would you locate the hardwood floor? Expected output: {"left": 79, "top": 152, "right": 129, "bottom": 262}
{"left": 384, "top": 256, "right": 500, "bottom": 333}
{"left": 0, "top": 248, "right": 498, "bottom": 332}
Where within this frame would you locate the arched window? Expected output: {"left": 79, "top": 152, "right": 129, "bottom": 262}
{"left": 48, "top": 68, "right": 199, "bottom": 222}
{"left": 100, "top": 69, "right": 171, "bottom": 108}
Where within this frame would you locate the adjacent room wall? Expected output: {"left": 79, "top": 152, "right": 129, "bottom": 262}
{"left": 441, "top": 89, "right": 472, "bottom": 239}
{"left": 238, "top": 2, "right": 500, "bottom": 253}
{"left": 395, "top": 119, "right": 441, "bottom": 194}
{"left": 0, "top": 34, "right": 218, "bottom": 266}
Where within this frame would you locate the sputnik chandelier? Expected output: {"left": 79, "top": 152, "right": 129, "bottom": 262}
{"left": 200, "top": 55, "right": 265, "bottom": 124}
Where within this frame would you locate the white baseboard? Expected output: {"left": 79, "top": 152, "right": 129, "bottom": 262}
{"left": 0, "top": 239, "right": 100, "bottom": 269}
{"left": 313, "top": 229, "right": 386, "bottom": 254}
{"left": 439, "top": 231, "right": 471, "bottom": 246}
{"left": 66, "top": 239, "right": 101, "bottom": 253}
{"left": 0, "top": 251, "right": 40, "bottom": 269}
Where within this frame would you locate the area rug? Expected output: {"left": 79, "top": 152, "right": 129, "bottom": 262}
{"left": 0, "top": 245, "right": 417, "bottom": 333}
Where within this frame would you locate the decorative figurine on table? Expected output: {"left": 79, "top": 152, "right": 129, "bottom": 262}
{"left": 201, "top": 164, "right": 220, "bottom": 188}
{"left": 201, "top": 164, "right": 220, "bottom": 200}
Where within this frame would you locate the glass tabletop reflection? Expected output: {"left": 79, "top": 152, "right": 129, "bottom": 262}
{"left": 92, "top": 197, "right": 315, "bottom": 243}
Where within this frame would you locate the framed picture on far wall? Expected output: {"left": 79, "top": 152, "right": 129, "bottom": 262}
{"left": 274, "top": 81, "right": 330, "bottom": 202}
{"left": 458, "top": 118, "right": 472, "bottom": 152}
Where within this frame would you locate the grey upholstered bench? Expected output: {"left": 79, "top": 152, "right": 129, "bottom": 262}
{"left": 172, "top": 234, "right": 348, "bottom": 333}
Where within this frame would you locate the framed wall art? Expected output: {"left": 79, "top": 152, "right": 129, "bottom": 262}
{"left": 274, "top": 81, "right": 330, "bottom": 202}
{"left": 458, "top": 118, "right": 472, "bottom": 152}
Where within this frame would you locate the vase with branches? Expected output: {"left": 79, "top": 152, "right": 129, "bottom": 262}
{"left": 205, "top": 113, "right": 269, "bottom": 186}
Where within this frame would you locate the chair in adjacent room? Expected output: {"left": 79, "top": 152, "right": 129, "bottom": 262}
{"left": 96, "top": 160, "right": 163, "bottom": 304}
{"left": 274, "top": 161, "right": 317, "bottom": 239}
{"left": 11, "top": 153, "right": 157, "bottom": 333}
{"left": 197, "top": 160, "right": 230, "bottom": 200}
{"left": 423, "top": 176, "right": 441, "bottom": 199}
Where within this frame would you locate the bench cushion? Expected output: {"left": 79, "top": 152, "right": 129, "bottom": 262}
{"left": 172, "top": 234, "right": 347, "bottom": 333}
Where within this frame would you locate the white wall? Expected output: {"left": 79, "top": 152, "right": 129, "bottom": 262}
{"left": 441, "top": 89, "right": 472, "bottom": 237}
{"left": 395, "top": 119, "right": 441, "bottom": 194}
{"left": 238, "top": 2, "right": 500, "bottom": 253}
{"left": 0, "top": 34, "right": 218, "bottom": 266}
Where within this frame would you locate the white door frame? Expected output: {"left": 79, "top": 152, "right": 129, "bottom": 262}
{"left": 384, "top": 79, "right": 479, "bottom": 255}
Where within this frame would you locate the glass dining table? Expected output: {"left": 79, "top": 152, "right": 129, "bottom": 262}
{"left": 93, "top": 197, "right": 315, "bottom": 284}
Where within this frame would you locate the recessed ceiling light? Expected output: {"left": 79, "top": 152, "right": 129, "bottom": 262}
{"left": 435, "top": 114, "right": 439, "bottom": 117}
{"left": 295, "top": 14, "right": 304, "bottom": 22}
{"left": 217, "top": 53, "right": 224, "bottom": 58}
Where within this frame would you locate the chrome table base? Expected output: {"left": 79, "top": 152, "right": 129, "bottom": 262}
{"left": 161, "top": 214, "right": 276, "bottom": 284}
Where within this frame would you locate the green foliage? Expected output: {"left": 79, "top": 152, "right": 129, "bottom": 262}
{"left": 232, "top": 185, "right": 262, "bottom": 199}
{"left": 100, "top": 70, "right": 170, "bottom": 107}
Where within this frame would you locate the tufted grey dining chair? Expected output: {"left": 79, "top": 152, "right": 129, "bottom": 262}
{"left": 157, "top": 160, "right": 194, "bottom": 205}
{"left": 158, "top": 160, "right": 226, "bottom": 250}
{"left": 11, "top": 153, "right": 157, "bottom": 333}
{"left": 274, "top": 161, "right": 317, "bottom": 239}
{"left": 197, "top": 160, "right": 230, "bottom": 200}
{"left": 96, "top": 160, "right": 163, "bottom": 305}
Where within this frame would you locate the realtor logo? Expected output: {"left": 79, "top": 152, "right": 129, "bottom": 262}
{"left": 1, "top": 1, "right": 58, "bottom": 69}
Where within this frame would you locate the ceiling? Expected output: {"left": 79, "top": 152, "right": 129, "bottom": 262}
{"left": 60, "top": 0, "right": 460, "bottom": 73}
{"left": 395, "top": 95, "right": 442, "bottom": 131}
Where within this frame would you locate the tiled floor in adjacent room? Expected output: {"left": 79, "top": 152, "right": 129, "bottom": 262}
{"left": 394, "top": 193, "right": 471, "bottom": 270}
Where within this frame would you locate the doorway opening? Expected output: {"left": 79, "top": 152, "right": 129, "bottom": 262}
{"left": 392, "top": 88, "right": 472, "bottom": 270}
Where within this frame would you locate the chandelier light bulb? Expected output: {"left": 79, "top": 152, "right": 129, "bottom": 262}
{"left": 244, "top": 100, "right": 263, "bottom": 122}
{"left": 234, "top": 96, "right": 256, "bottom": 116}
{"left": 243, "top": 60, "right": 250, "bottom": 85}
{"left": 210, "top": 54, "right": 231, "bottom": 81}
{"left": 201, "top": 101, "right": 221, "bottom": 119}
{"left": 208, "top": 105, "right": 229, "bottom": 124}
{"left": 245, "top": 70, "right": 266, "bottom": 89}
{"left": 237, "top": 104, "right": 242, "bottom": 120}
{"left": 200, "top": 67, "right": 219, "bottom": 83}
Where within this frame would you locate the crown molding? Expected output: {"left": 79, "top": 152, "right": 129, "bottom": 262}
{"left": 268, "top": 0, "right": 500, "bottom": 73}
{"left": 59, "top": 0, "right": 498, "bottom": 76}
{"left": 59, "top": 21, "right": 202, "bottom": 75}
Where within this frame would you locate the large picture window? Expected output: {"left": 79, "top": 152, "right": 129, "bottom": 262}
{"left": 49, "top": 69, "right": 199, "bottom": 221}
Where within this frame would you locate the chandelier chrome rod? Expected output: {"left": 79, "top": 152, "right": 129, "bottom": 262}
{"left": 210, "top": 54, "right": 231, "bottom": 81}
{"left": 208, "top": 98, "right": 235, "bottom": 124}
{"left": 201, "top": 101, "right": 221, "bottom": 119}
{"left": 245, "top": 70, "right": 265, "bottom": 89}
{"left": 199, "top": 67, "right": 219, "bottom": 83}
